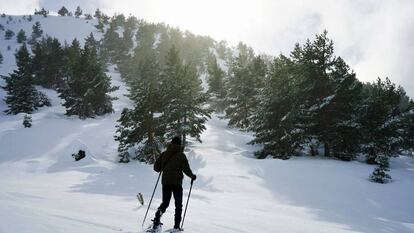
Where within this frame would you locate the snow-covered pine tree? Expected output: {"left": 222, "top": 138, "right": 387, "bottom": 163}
{"left": 61, "top": 38, "right": 81, "bottom": 84}
{"left": 399, "top": 100, "right": 414, "bottom": 152}
{"left": 224, "top": 42, "right": 258, "bottom": 129}
{"left": 34, "top": 8, "right": 48, "bottom": 17}
{"left": 58, "top": 6, "right": 69, "bottom": 16}
{"left": 84, "top": 14, "right": 93, "bottom": 20}
{"left": 325, "top": 57, "right": 363, "bottom": 160}
{"left": 31, "top": 37, "right": 65, "bottom": 89}
{"left": 29, "top": 21, "right": 43, "bottom": 44}
{"left": 74, "top": 6, "right": 83, "bottom": 18}
{"left": 206, "top": 53, "right": 226, "bottom": 112}
{"left": 161, "top": 46, "right": 211, "bottom": 145}
{"left": 369, "top": 154, "right": 392, "bottom": 183}
{"left": 2, "top": 44, "right": 48, "bottom": 114}
{"left": 250, "top": 55, "right": 303, "bottom": 159}
{"left": 101, "top": 21, "right": 122, "bottom": 63}
{"left": 16, "top": 29, "right": 26, "bottom": 43}
{"left": 94, "top": 8, "right": 102, "bottom": 19}
{"left": 0, "top": 51, "right": 3, "bottom": 65}
{"left": 115, "top": 51, "right": 164, "bottom": 163}
{"left": 5, "top": 29, "right": 14, "bottom": 40}
{"left": 289, "top": 32, "right": 335, "bottom": 157}
{"left": 358, "top": 78, "right": 406, "bottom": 164}
{"left": 59, "top": 35, "right": 116, "bottom": 118}
{"left": 23, "top": 114, "right": 32, "bottom": 128}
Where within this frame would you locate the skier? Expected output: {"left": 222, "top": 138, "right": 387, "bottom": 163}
{"left": 151, "top": 136, "right": 196, "bottom": 232}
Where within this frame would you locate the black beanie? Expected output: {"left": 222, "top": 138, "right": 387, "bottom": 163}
{"left": 172, "top": 136, "right": 181, "bottom": 145}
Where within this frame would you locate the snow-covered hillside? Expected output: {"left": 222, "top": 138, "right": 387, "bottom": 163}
{"left": 1, "top": 15, "right": 414, "bottom": 233}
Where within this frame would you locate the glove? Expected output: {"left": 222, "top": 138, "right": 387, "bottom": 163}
{"left": 191, "top": 174, "right": 197, "bottom": 181}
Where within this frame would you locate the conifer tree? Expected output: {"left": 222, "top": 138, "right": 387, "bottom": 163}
{"left": 34, "top": 8, "right": 48, "bottom": 17}
{"left": 400, "top": 100, "right": 414, "bottom": 151}
{"left": 58, "top": 6, "right": 69, "bottom": 16}
{"left": 5, "top": 29, "right": 14, "bottom": 40}
{"left": 0, "top": 51, "right": 3, "bottom": 65}
{"left": 16, "top": 29, "right": 26, "bottom": 43}
{"left": 74, "top": 6, "right": 83, "bottom": 18}
{"left": 84, "top": 14, "right": 93, "bottom": 20}
{"left": 32, "top": 37, "right": 65, "bottom": 88}
{"left": 250, "top": 55, "right": 303, "bottom": 159}
{"left": 23, "top": 114, "right": 32, "bottom": 128}
{"left": 161, "top": 46, "right": 211, "bottom": 145}
{"left": 369, "top": 154, "right": 392, "bottom": 183}
{"left": 358, "top": 78, "right": 406, "bottom": 164}
{"left": 2, "top": 44, "right": 48, "bottom": 114}
{"left": 224, "top": 42, "right": 258, "bottom": 129}
{"left": 206, "top": 54, "right": 226, "bottom": 112}
{"left": 30, "top": 22, "right": 43, "bottom": 44}
{"left": 115, "top": 51, "right": 164, "bottom": 163}
{"left": 59, "top": 35, "right": 115, "bottom": 118}
{"left": 94, "top": 8, "right": 102, "bottom": 19}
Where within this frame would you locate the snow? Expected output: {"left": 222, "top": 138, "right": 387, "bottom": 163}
{"left": 1, "top": 14, "right": 414, "bottom": 233}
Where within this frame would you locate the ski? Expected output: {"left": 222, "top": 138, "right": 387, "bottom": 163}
{"left": 141, "top": 222, "right": 162, "bottom": 233}
{"left": 163, "top": 228, "right": 184, "bottom": 232}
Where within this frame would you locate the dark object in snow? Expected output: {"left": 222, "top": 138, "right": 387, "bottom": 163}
{"left": 23, "top": 114, "right": 32, "bottom": 128}
{"left": 137, "top": 192, "right": 144, "bottom": 205}
{"left": 72, "top": 150, "right": 86, "bottom": 161}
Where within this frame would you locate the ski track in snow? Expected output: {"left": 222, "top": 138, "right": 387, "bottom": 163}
{"left": 1, "top": 15, "right": 414, "bottom": 233}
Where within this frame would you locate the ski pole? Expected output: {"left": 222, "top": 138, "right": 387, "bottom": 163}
{"left": 142, "top": 171, "right": 162, "bottom": 228}
{"left": 181, "top": 179, "right": 194, "bottom": 229}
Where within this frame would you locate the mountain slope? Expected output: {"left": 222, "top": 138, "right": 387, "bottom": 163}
{"left": 0, "top": 15, "right": 413, "bottom": 233}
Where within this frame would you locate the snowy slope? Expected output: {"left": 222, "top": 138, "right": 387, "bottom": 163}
{"left": 1, "top": 15, "right": 414, "bottom": 233}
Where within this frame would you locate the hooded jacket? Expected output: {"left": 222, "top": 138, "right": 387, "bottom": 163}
{"left": 154, "top": 143, "right": 194, "bottom": 185}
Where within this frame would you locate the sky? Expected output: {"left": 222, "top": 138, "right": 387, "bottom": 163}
{"left": 1, "top": 0, "right": 413, "bottom": 97}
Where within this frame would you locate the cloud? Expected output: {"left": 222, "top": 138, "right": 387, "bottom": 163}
{"left": 0, "top": 0, "right": 40, "bottom": 15}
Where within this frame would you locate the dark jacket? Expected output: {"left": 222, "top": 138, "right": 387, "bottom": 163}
{"left": 154, "top": 143, "right": 194, "bottom": 185}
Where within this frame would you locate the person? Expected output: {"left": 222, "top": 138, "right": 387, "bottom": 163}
{"left": 152, "top": 136, "right": 196, "bottom": 231}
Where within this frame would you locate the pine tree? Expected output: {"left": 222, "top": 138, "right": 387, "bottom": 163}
{"left": 115, "top": 52, "right": 164, "bottom": 163}
{"left": 59, "top": 35, "right": 115, "bottom": 118}
{"left": 94, "top": 8, "right": 102, "bottom": 19}
{"left": 2, "top": 44, "right": 48, "bottom": 114}
{"left": 224, "top": 42, "right": 258, "bottom": 129}
{"left": 30, "top": 22, "right": 43, "bottom": 44}
{"left": 32, "top": 37, "right": 65, "bottom": 88}
{"left": 400, "top": 100, "right": 414, "bottom": 151}
{"left": 369, "top": 154, "right": 392, "bottom": 183}
{"left": 23, "top": 114, "right": 32, "bottom": 128}
{"left": 5, "top": 29, "right": 14, "bottom": 40}
{"left": 250, "top": 55, "right": 303, "bottom": 159}
{"left": 0, "top": 51, "right": 3, "bottom": 65}
{"left": 58, "top": 6, "right": 69, "bottom": 16}
{"left": 358, "top": 78, "right": 406, "bottom": 164}
{"left": 16, "top": 29, "right": 26, "bottom": 43}
{"left": 161, "top": 46, "right": 211, "bottom": 145}
{"left": 85, "top": 14, "right": 93, "bottom": 20}
{"left": 34, "top": 8, "right": 48, "bottom": 17}
{"left": 101, "top": 22, "right": 122, "bottom": 63}
{"left": 206, "top": 54, "right": 226, "bottom": 112}
{"left": 74, "top": 6, "right": 83, "bottom": 18}
{"left": 95, "top": 20, "right": 104, "bottom": 33}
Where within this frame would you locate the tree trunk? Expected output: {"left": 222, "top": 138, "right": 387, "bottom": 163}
{"left": 324, "top": 142, "right": 330, "bottom": 157}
